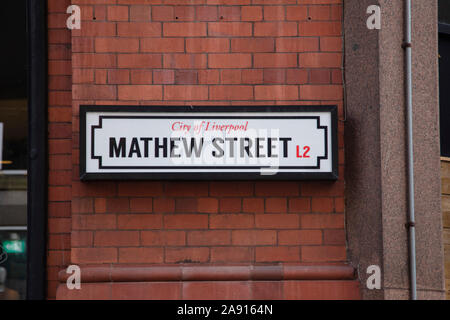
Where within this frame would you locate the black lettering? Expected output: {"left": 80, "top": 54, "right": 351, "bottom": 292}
{"left": 279, "top": 137, "right": 292, "bottom": 158}
{"left": 128, "top": 138, "right": 142, "bottom": 158}
{"left": 140, "top": 137, "right": 153, "bottom": 157}
{"left": 170, "top": 138, "right": 181, "bottom": 158}
{"left": 256, "top": 137, "right": 265, "bottom": 157}
{"left": 183, "top": 138, "right": 204, "bottom": 157}
{"left": 212, "top": 138, "right": 224, "bottom": 157}
{"left": 154, "top": 137, "right": 168, "bottom": 158}
{"left": 109, "top": 137, "right": 126, "bottom": 158}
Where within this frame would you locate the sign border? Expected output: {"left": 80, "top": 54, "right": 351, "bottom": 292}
{"left": 80, "top": 105, "right": 338, "bottom": 181}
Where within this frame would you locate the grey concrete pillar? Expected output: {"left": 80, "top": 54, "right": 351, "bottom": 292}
{"left": 344, "top": 0, "right": 445, "bottom": 299}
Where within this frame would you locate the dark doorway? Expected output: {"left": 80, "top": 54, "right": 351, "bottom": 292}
{"left": 439, "top": 0, "right": 450, "bottom": 157}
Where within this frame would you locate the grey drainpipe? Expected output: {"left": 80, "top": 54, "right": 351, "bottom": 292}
{"left": 404, "top": 0, "right": 417, "bottom": 300}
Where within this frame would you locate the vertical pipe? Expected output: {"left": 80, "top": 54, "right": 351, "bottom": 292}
{"left": 405, "top": 0, "right": 417, "bottom": 300}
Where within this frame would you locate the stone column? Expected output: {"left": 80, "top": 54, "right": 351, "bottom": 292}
{"left": 344, "top": 0, "right": 445, "bottom": 299}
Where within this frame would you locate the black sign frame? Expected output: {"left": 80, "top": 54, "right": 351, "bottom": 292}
{"left": 80, "top": 105, "right": 338, "bottom": 181}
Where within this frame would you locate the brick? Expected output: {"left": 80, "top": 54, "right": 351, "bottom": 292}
{"left": 117, "top": 22, "right": 161, "bottom": 36}
{"left": 198, "top": 70, "right": 220, "bottom": 84}
{"left": 72, "top": 214, "right": 117, "bottom": 230}
{"left": 117, "top": 214, "right": 163, "bottom": 229}
{"left": 72, "top": 198, "right": 94, "bottom": 214}
{"left": 174, "top": 6, "right": 196, "bottom": 21}
{"left": 72, "top": 22, "right": 116, "bottom": 37}
{"left": 153, "top": 198, "right": 175, "bottom": 213}
{"left": 108, "top": 69, "right": 130, "bottom": 84}
{"left": 196, "top": 6, "right": 218, "bottom": 21}
{"left": 130, "top": 5, "right": 151, "bottom": 21}
{"left": 141, "top": 231, "right": 186, "bottom": 246}
{"left": 130, "top": 198, "right": 153, "bottom": 213}
{"left": 243, "top": 198, "right": 264, "bottom": 213}
{"left": 187, "top": 230, "right": 231, "bottom": 246}
{"left": 263, "top": 6, "right": 285, "bottom": 20}
{"left": 311, "top": 197, "right": 334, "bottom": 212}
{"left": 254, "top": 22, "right": 297, "bottom": 36}
{"left": 165, "top": 182, "right": 209, "bottom": 196}
{"left": 308, "top": 6, "right": 331, "bottom": 20}
{"left": 301, "top": 246, "right": 346, "bottom": 262}
{"left": 300, "top": 85, "right": 342, "bottom": 100}
{"left": 255, "top": 214, "right": 299, "bottom": 229}
{"left": 300, "top": 53, "right": 342, "bottom": 68}
{"left": 175, "top": 198, "right": 198, "bottom": 213}
{"left": 197, "top": 198, "right": 219, "bottom": 213}
{"left": 48, "top": 218, "right": 71, "bottom": 234}
{"left": 72, "top": 248, "right": 117, "bottom": 264}
{"left": 164, "top": 214, "right": 208, "bottom": 229}
{"left": 175, "top": 70, "right": 198, "bottom": 84}
{"left": 118, "top": 181, "right": 163, "bottom": 197}
{"left": 301, "top": 181, "right": 344, "bottom": 197}
{"left": 48, "top": 61, "right": 71, "bottom": 75}
{"left": 48, "top": 202, "right": 71, "bottom": 218}
{"left": 163, "top": 54, "right": 207, "bottom": 69}
{"left": 117, "top": 54, "right": 162, "bottom": 68}
{"left": 278, "top": 230, "right": 322, "bottom": 245}
{"left": 165, "top": 247, "right": 209, "bottom": 263}
{"left": 255, "top": 182, "right": 299, "bottom": 196}
{"left": 71, "top": 231, "right": 93, "bottom": 247}
{"left": 254, "top": 53, "right": 297, "bottom": 68}
{"left": 324, "top": 229, "right": 345, "bottom": 245}
{"left": 334, "top": 197, "right": 344, "bottom": 213}
{"left": 73, "top": 69, "right": 94, "bottom": 83}
{"left": 73, "top": 53, "right": 116, "bottom": 68}
{"left": 49, "top": 186, "right": 71, "bottom": 201}
{"left": 95, "top": 69, "right": 108, "bottom": 84}
{"left": 256, "top": 85, "right": 299, "bottom": 100}
{"left": 218, "top": 6, "right": 241, "bottom": 21}
{"left": 288, "top": 198, "right": 311, "bottom": 213}
{"left": 95, "top": 38, "right": 139, "bottom": 52}
{"left": 256, "top": 247, "right": 300, "bottom": 262}
{"left": 153, "top": 70, "right": 175, "bottom": 84}
{"left": 310, "top": 69, "right": 330, "bottom": 84}
{"left": 276, "top": 38, "right": 319, "bottom": 52}
{"left": 241, "top": 6, "right": 262, "bottom": 21}
{"left": 298, "top": 21, "right": 341, "bottom": 36}
{"left": 152, "top": 6, "right": 174, "bottom": 21}
{"left": 320, "top": 37, "right": 342, "bottom": 52}
{"left": 186, "top": 38, "right": 229, "bottom": 53}
{"left": 210, "top": 85, "right": 253, "bottom": 100}
{"left": 209, "top": 214, "right": 254, "bottom": 229}
{"left": 119, "top": 247, "right": 164, "bottom": 263}
{"left": 265, "top": 198, "right": 287, "bottom": 213}
{"left": 118, "top": 85, "right": 163, "bottom": 100}
{"left": 164, "top": 85, "right": 208, "bottom": 100}
{"left": 221, "top": 70, "right": 241, "bottom": 84}
{"left": 231, "top": 38, "right": 274, "bottom": 52}
{"left": 209, "top": 54, "right": 252, "bottom": 68}
{"left": 48, "top": 234, "right": 71, "bottom": 250}
{"left": 141, "top": 38, "right": 185, "bottom": 52}
{"left": 94, "top": 231, "right": 140, "bottom": 246}
{"left": 208, "top": 22, "right": 252, "bottom": 37}
{"left": 242, "top": 69, "right": 263, "bottom": 84}
{"left": 219, "top": 198, "right": 242, "bottom": 213}
{"left": 300, "top": 214, "right": 344, "bottom": 229}
{"left": 263, "top": 69, "right": 285, "bottom": 84}
{"left": 95, "top": 198, "right": 107, "bottom": 213}
{"left": 107, "top": 6, "right": 129, "bottom": 21}
{"left": 232, "top": 230, "right": 276, "bottom": 245}
{"left": 286, "top": 5, "right": 307, "bottom": 21}
{"left": 164, "top": 22, "right": 207, "bottom": 37}
{"left": 211, "top": 247, "right": 253, "bottom": 262}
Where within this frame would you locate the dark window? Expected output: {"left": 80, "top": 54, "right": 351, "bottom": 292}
{"left": 0, "top": 1, "right": 28, "bottom": 300}
{"left": 439, "top": 0, "right": 450, "bottom": 157}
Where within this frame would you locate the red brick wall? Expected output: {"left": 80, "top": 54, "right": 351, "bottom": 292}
{"left": 50, "top": 0, "right": 345, "bottom": 297}
{"left": 47, "top": 0, "right": 73, "bottom": 299}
